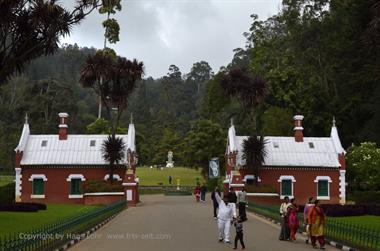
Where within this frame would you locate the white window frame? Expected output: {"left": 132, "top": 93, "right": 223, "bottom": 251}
{"left": 29, "top": 174, "right": 47, "bottom": 198}
{"left": 104, "top": 174, "right": 122, "bottom": 181}
{"left": 277, "top": 175, "right": 296, "bottom": 199}
{"left": 314, "top": 176, "right": 332, "bottom": 200}
{"left": 66, "top": 174, "right": 85, "bottom": 198}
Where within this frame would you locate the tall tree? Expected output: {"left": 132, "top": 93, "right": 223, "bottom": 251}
{"left": 0, "top": 0, "right": 101, "bottom": 83}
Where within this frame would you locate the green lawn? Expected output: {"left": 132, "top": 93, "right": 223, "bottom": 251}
{"left": 0, "top": 175, "right": 14, "bottom": 186}
{"left": 136, "top": 167, "right": 204, "bottom": 186}
{"left": 332, "top": 215, "right": 380, "bottom": 230}
{"left": 0, "top": 204, "right": 102, "bottom": 236}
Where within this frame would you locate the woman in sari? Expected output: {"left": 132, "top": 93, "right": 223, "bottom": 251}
{"left": 307, "top": 200, "right": 326, "bottom": 249}
{"left": 287, "top": 198, "right": 299, "bottom": 241}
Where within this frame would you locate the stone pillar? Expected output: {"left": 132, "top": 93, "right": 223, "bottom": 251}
{"left": 339, "top": 170, "right": 346, "bottom": 205}
{"left": 122, "top": 171, "right": 138, "bottom": 206}
{"left": 15, "top": 167, "right": 22, "bottom": 202}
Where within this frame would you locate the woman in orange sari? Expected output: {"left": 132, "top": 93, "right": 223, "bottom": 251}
{"left": 307, "top": 200, "right": 326, "bottom": 249}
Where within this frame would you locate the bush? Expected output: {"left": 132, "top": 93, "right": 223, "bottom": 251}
{"left": 84, "top": 180, "right": 124, "bottom": 193}
{"left": 348, "top": 191, "right": 380, "bottom": 204}
{"left": 320, "top": 204, "right": 380, "bottom": 217}
{"left": 245, "top": 184, "right": 277, "bottom": 193}
{"left": 0, "top": 202, "right": 47, "bottom": 212}
{"left": 0, "top": 182, "right": 15, "bottom": 203}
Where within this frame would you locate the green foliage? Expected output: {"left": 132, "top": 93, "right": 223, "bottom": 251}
{"left": 182, "top": 120, "right": 225, "bottom": 177}
{"left": 242, "top": 136, "right": 268, "bottom": 185}
{"left": 348, "top": 191, "right": 380, "bottom": 205}
{"left": 84, "top": 180, "right": 124, "bottom": 192}
{"left": 86, "top": 118, "right": 109, "bottom": 134}
{"left": 0, "top": 182, "right": 15, "bottom": 203}
{"left": 261, "top": 106, "right": 293, "bottom": 136}
{"left": 102, "top": 18, "right": 120, "bottom": 44}
{"left": 346, "top": 142, "right": 380, "bottom": 191}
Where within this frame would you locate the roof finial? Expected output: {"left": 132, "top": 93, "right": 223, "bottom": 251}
{"left": 332, "top": 116, "right": 336, "bottom": 127}
{"left": 130, "top": 113, "right": 133, "bottom": 124}
{"left": 25, "top": 113, "right": 29, "bottom": 124}
{"left": 230, "top": 117, "right": 234, "bottom": 127}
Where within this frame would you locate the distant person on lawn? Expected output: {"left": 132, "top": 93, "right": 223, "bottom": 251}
{"left": 304, "top": 197, "right": 315, "bottom": 244}
{"left": 211, "top": 187, "right": 221, "bottom": 219}
{"left": 308, "top": 200, "right": 326, "bottom": 249}
{"left": 279, "top": 196, "right": 291, "bottom": 240}
{"left": 287, "top": 198, "right": 299, "bottom": 242}
{"left": 200, "top": 183, "right": 207, "bottom": 202}
{"left": 168, "top": 175, "right": 172, "bottom": 185}
{"left": 215, "top": 192, "right": 236, "bottom": 244}
{"left": 237, "top": 188, "right": 247, "bottom": 221}
{"left": 193, "top": 184, "right": 201, "bottom": 202}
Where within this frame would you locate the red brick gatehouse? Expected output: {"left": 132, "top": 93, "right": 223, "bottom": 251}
{"left": 225, "top": 115, "right": 346, "bottom": 205}
{"left": 14, "top": 113, "right": 139, "bottom": 205}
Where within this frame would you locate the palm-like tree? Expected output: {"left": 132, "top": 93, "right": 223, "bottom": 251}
{"left": 102, "top": 136, "right": 126, "bottom": 183}
{"left": 242, "top": 136, "right": 268, "bottom": 186}
{"left": 220, "top": 67, "right": 267, "bottom": 134}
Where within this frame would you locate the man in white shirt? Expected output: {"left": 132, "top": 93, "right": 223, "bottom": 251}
{"left": 279, "top": 196, "right": 291, "bottom": 240}
{"left": 215, "top": 192, "right": 236, "bottom": 243}
{"left": 237, "top": 188, "right": 247, "bottom": 221}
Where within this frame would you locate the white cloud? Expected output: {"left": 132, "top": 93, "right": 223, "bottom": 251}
{"left": 60, "top": 0, "right": 281, "bottom": 78}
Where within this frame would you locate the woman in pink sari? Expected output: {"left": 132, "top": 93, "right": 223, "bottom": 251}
{"left": 287, "top": 198, "right": 299, "bottom": 241}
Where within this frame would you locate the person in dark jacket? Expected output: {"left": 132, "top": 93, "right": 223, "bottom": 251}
{"left": 200, "top": 183, "right": 207, "bottom": 202}
{"left": 211, "top": 187, "right": 221, "bottom": 219}
{"left": 228, "top": 187, "right": 237, "bottom": 203}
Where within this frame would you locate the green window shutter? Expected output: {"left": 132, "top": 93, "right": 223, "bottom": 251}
{"left": 318, "top": 180, "right": 328, "bottom": 196}
{"left": 71, "top": 179, "right": 82, "bottom": 195}
{"left": 33, "top": 179, "right": 44, "bottom": 195}
{"left": 281, "top": 180, "right": 292, "bottom": 196}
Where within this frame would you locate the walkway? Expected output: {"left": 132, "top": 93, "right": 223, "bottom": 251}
{"left": 70, "top": 195, "right": 337, "bottom": 251}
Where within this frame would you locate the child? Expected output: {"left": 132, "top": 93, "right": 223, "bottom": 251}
{"left": 233, "top": 216, "right": 245, "bottom": 249}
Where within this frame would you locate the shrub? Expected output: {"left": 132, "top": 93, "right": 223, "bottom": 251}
{"left": 348, "top": 191, "right": 380, "bottom": 204}
{"left": 0, "top": 202, "right": 46, "bottom": 212}
{"left": 320, "top": 204, "right": 380, "bottom": 217}
{"left": 245, "top": 184, "right": 277, "bottom": 193}
{"left": 0, "top": 182, "right": 15, "bottom": 203}
{"left": 84, "top": 180, "right": 124, "bottom": 193}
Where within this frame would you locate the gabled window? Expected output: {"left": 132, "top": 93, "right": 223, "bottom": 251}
{"left": 90, "top": 140, "right": 96, "bottom": 147}
{"left": 314, "top": 176, "right": 332, "bottom": 200}
{"left": 70, "top": 178, "right": 82, "bottom": 195}
{"left": 33, "top": 178, "right": 44, "bottom": 195}
{"left": 41, "top": 140, "right": 48, "bottom": 147}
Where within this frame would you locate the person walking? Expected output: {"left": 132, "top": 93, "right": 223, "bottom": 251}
{"left": 287, "top": 198, "right": 299, "bottom": 242}
{"left": 308, "top": 200, "right": 326, "bottom": 249}
{"left": 233, "top": 216, "right": 246, "bottom": 249}
{"left": 168, "top": 175, "right": 172, "bottom": 185}
{"left": 214, "top": 193, "right": 236, "bottom": 244}
{"left": 193, "top": 184, "right": 201, "bottom": 202}
{"left": 200, "top": 183, "right": 207, "bottom": 202}
{"left": 211, "top": 187, "right": 221, "bottom": 219}
{"left": 304, "top": 197, "right": 315, "bottom": 244}
{"left": 279, "top": 196, "right": 291, "bottom": 241}
{"left": 227, "top": 187, "right": 237, "bottom": 203}
{"left": 237, "top": 188, "right": 247, "bottom": 221}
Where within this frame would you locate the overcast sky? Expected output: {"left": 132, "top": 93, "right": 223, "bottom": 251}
{"left": 61, "top": 0, "right": 282, "bottom": 78}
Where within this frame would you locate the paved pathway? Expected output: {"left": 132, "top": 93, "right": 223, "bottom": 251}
{"left": 70, "top": 195, "right": 338, "bottom": 251}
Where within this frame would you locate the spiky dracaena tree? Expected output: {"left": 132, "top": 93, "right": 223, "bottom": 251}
{"left": 220, "top": 67, "right": 267, "bottom": 135}
{"left": 80, "top": 50, "right": 143, "bottom": 181}
{"left": 102, "top": 136, "right": 126, "bottom": 183}
{"left": 242, "top": 136, "right": 268, "bottom": 186}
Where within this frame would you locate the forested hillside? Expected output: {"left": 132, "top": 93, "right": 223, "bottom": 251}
{"left": 0, "top": 0, "right": 379, "bottom": 172}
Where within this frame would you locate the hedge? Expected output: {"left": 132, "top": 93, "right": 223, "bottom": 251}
{"left": 320, "top": 204, "right": 380, "bottom": 217}
{"left": 0, "top": 202, "right": 47, "bottom": 212}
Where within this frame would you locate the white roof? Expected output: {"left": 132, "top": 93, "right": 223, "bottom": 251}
{"left": 228, "top": 125, "right": 345, "bottom": 168}
{"left": 15, "top": 123, "right": 136, "bottom": 166}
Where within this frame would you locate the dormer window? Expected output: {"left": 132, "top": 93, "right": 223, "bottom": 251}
{"left": 309, "top": 142, "right": 315, "bottom": 149}
{"left": 90, "top": 140, "right": 96, "bottom": 147}
{"left": 273, "top": 142, "right": 279, "bottom": 148}
{"left": 41, "top": 140, "right": 47, "bottom": 147}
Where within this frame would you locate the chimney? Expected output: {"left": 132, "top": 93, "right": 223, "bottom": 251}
{"left": 58, "top": 113, "right": 69, "bottom": 140}
{"left": 293, "top": 115, "right": 304, "bottom": 142}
